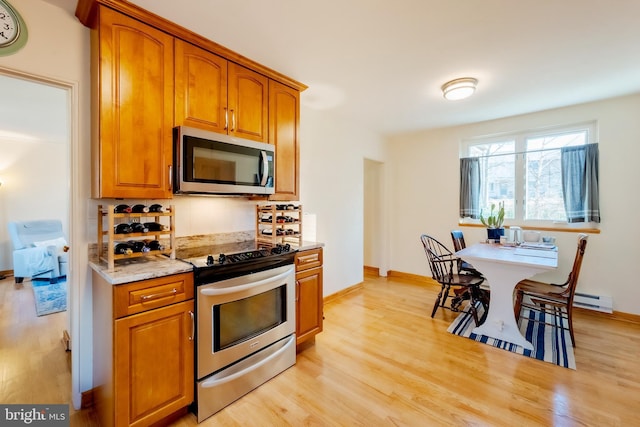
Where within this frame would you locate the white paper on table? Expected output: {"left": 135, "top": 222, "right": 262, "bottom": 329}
{"left": 514, "top": 248, "right": 557, "bottom": 259}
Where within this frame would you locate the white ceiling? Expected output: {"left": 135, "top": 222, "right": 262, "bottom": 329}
{"left": 45, "top": 0, "right": 640, "bottom": 135}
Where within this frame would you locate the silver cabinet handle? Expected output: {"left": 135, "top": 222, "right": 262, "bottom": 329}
{"left": 168, "top": 165, "right": 173, "bottom": 192}
{"left": 140, "top": 288, "right": 177, "bottom": 301}
{"left": 224, "top": 108, "right": 229, "bottom": 130}
{"left": 231, "top": 109, "right": 236, "bottom": 131}
{"left": 188, "top": 310, "right": 195, "bottom": 341}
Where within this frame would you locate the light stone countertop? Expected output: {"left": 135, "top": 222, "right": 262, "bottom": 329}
{"left": 89, "top": 255, "right": 194, "bottom": 285}
{"left": 294, "top": 241, "right": 325, "bottom": 251}
{"left": 89, "top": 240, "right": 324, "bottom": 285}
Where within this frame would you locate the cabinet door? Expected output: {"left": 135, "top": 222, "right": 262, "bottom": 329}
{"left": 268, "top": 80, "right": 300, "bottom": 201}
{"left": 114, "top": 300, "right": 194, "bottom": 427}
{"left": 227, "top": 62, "right": 268, "bottom": 142}
{"left": 97, "top": 7, "right": 174, "bottom": 199}
{"left": 296, "top": 266, "right": 323, "bottom": 345}
{"left": 175, "top": 39, "right": 228, "bottom": 133}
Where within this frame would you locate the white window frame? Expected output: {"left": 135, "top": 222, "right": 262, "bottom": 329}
{"left": 460, "top": 121, "right": 597, "bottom": 227}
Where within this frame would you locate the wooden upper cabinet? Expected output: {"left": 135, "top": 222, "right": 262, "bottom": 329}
{"left": 174, "top": 43, "right": 268, "bottom": 143}
{"left": 175, "top": 40, "right": 228, "bottom": 133}
{"left": 78, "top": 0, "right": 306, "bottom": 200}
{"left": 269, "top": 80, "right": 300, "bottom": 201}
{"left": 228, "top": 63, "right": 269, "bottom": 142}
{"left": 94, "top": 6, "right": 174, "bottom": 199}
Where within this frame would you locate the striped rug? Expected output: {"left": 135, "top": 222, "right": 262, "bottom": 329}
{"left": 447, "top": 303, "right": 576, "bottom": 369}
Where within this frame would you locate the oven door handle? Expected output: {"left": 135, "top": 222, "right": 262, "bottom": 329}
{"left": 200, "top": 334, "right": 295, "bottom": 388}
{"left": 199, "top": 267, "right": 294, "bottom": 296}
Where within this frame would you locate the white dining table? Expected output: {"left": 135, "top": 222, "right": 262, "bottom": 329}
{"left": 455, "top": 242, "right": 558, "bottom": 350}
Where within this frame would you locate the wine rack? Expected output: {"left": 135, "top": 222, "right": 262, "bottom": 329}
{"left": 256, "top": 203, "right": 303, "bottom": 247}
{"left": 98, "top": 204, "right": 176, "bottom": 271}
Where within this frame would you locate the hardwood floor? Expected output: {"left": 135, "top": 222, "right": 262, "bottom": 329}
{"left": 0, "top": 276, "right": 99, "bottom": 425}
{"left": 2, "top": 274, "right": 639, "bottom": 426}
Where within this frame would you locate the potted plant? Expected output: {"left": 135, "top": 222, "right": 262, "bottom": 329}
{"left": 480, "top": 201, "right": 505, "bottom": 242}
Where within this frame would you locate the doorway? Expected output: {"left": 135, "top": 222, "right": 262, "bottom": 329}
{"left": 0, "top": 70, "right": 72, "bottom": 401}
{"left": 363, "top": 158, "right": 387, "bottom": 276}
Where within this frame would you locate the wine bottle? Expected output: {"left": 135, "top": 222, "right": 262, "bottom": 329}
{"left": 114, "top": 223, "right": 132, "bottom": 234}
{"left": 130, "top": 222, "right": 149, "bottom": 233}
{"left": 149, "top": 204, "right": 164, "bottom": 213}
{"left": 144, "top": 222, "right": 166, "bottom": 232}
{"left": 114, "top": 204, "right": 132, "bottom": 213}
{"left": 145, "top": 240, "right": 165, "bottom": 251}
{"left": 114, "top": 243, "right": 133, "bottom": 255}
{"left": 128, "top": 241, "right": 150, "bottom": 253}
{"left": 131, "top": 204, "right": 149, "bottom": 213}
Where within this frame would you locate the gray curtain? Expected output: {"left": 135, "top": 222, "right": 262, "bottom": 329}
{"left": 459, "top": 157, "right": 481, "bottom": 219}
{"left": 561, "top": 143, "right": 600, "bottom": 223}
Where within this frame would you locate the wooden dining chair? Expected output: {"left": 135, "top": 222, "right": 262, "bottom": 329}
{"left": 513, "top": 233, "right": 588, "bottom": 347}
{"left": 450, "top": 230, "right": 483, "bottom": 277}
{"left": 420, "top": 234, "right": 487, "bottom": 326}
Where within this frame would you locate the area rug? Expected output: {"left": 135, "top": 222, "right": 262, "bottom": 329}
{"left": 31, "top": 279, "right": 67, "bottom": 316}
{"left": 447, "top": 303, "right": 576, "bottom": 369}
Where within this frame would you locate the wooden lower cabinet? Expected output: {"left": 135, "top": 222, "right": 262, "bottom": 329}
{"left": 93, "top": 271, "right": 194, "bottom": 427}
{"left": 295, "top": 248, "right": 324, "bottom": 348}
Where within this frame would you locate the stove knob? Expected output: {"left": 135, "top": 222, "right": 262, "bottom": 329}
{"left": 206, "top": 255, "right": 214, "bottom": 266}
{"left": 218, "top": 254, "right": 226, "bottom": 264}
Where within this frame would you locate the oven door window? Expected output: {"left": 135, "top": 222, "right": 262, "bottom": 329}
{"left": 213, "top": 284, "right": 287, "bottom": 351}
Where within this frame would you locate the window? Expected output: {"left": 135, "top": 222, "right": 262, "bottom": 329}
{"left": 461, "top": 122, "right": 597, "bottom": 224}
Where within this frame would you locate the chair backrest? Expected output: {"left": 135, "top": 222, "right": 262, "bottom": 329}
{"left": 450, "top": 230, "right": 467, "bottom": 252}
{"left": 562, "top": 233, "right": 589, "bottom": 303}
{"left": 7, "top": 220, "right": 65, "bottom": 250}
{"left": 420, "top": 234, "right": 456, "bottom": 283}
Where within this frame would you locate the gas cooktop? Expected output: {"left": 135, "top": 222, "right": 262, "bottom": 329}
{"left": 174, "top": 241, "right": 297, "bottom": 283}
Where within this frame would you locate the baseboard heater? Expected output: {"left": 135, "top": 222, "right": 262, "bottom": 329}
{"left": 573, "top": 292, "right": 613, "bottom": 313}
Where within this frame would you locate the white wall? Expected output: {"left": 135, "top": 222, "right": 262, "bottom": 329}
{"left": 299, "top": 107, "right": 387, "bottom": 296}
{"left": 387, "top": 94, "right": 640, "bottom": 315}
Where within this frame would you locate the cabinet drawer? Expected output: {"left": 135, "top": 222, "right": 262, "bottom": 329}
{"left": 295, "top": 248, "right": 323, "bottom": 272}
{"left": 114, "top": 272, "right": 194, "bottom": 318}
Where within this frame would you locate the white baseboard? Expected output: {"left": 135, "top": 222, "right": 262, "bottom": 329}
{"left": 574, "top": 292, "right": 613, "bottom": 313}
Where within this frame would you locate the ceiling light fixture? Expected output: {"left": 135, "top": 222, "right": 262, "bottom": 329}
{"left": 441, "top": 77, "right": 478, "bottom": 101}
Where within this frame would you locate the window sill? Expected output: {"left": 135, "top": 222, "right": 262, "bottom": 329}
{"left": 457, "top": 222, "right": 601, "bottom": 234}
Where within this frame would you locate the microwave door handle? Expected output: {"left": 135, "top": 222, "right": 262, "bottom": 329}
{"left": 259, "top": 151, "right": 269, "bottom": 186}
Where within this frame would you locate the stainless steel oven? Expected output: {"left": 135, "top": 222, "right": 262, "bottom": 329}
{"left": 186, "top": 246, "right": 296, "bottom": 422}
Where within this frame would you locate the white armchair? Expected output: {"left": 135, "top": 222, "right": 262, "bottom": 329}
{"left": 7, "top": 220, "right": 68, "bottom": 284}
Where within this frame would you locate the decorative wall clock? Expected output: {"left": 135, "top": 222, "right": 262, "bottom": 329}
{"left": 0, "top": 0, "right": 28, "bottom": 56}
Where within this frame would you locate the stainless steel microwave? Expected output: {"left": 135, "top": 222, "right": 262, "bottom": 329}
{"left": 173, "top": 126, "right": 275, "bottom": 196}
